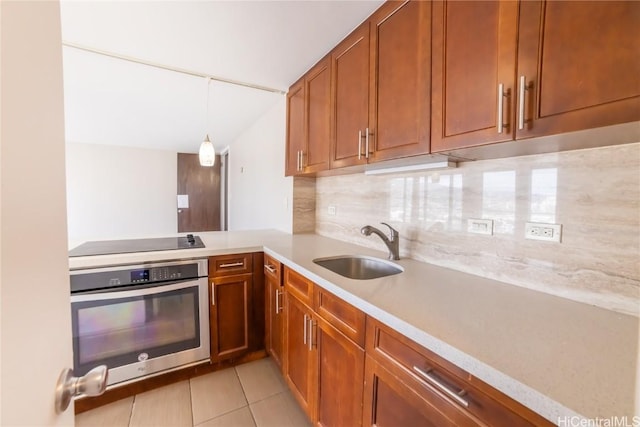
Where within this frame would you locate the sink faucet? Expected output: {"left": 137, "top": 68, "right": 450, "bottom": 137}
{"left": 361, "top": 223, "right": 400, "bottom": 260}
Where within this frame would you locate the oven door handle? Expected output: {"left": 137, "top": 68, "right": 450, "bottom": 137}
{"left": 71, "top": 278, "right": 205, "bottom": 303}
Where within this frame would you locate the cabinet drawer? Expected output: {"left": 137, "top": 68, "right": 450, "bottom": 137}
{"left": 314, "top": 287, "right": 365, "bottom": 348}
{"left": 209, "top": 253, "right": 253, "bottom": 277}
{"left": 264, "top": 254, "right": 282, "bottom": 283}
{"left": 366, "top": 318, "right": 552, "bottom": 427}
{"left": 363, "top": 355, "right": 477, "bottom": 427}
{"left": 284, "top": 267, "right": 313, "bottom": 306}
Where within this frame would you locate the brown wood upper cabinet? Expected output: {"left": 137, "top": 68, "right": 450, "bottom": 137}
{"left": 285, "top": 79, "right": 305, "bottom": 176}
{"left": 331, "top": 22, "right": 371, "bottom": 169}
{"left": 332, "top": 1, "right": 432, "bottom": 168}
{"left": 368, "top": 0, "right": 431, "bottom": 162}
{"left": 431, "top": 0, "right": 640, "bottom": 153}
{"left": 286, "top": 57, "right": 331, "bottom": 176}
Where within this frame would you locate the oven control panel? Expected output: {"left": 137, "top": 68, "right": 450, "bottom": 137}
{"left": 70, "top": 260, "right": 206, "bottom": 293}
{"left": 130, "top": 267, "right": 186, "bottom": 283}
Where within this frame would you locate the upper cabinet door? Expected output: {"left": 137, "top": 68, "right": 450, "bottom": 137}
{"left": 369, "top": 0, "right": 431, "bottom": 162}
{"left": 516, "top": 1, "right": 640, "bottom": 139}
{"left": 331, "top": 22, "right": 371, "bottom": 169}
{"left": 431, "top": 1, "right": 519, "bottom": 152}
{"left": 304, "top": 57, "right": 331, "bottom": 173}
{"left": 285, "top": 79, "right": 305, "bottom": 176}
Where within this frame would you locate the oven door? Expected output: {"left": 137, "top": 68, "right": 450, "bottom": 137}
{"left": 71, "top": 277, "right": 210, "bottom": 386}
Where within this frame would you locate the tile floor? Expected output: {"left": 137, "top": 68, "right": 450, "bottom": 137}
{"left": 75, "top": 358, "right": 311, "bottom": 427}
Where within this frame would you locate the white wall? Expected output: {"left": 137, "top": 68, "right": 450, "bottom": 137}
{"left": 1, "top": 1, "right": 75, "bottom": 424}
{"left": 228, "top": 97, "right": 293, "bottom": 232}
{"left": 66, "top": 142, "right": 178, "bottom": 244}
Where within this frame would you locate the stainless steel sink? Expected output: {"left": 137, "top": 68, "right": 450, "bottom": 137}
{"left": 313, "top": 255, "right": 403, "bottom": 280}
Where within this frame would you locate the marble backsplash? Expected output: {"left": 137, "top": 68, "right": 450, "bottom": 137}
{"left": 313, "top": 143, "right": 640, "bottom": 316}
{"left": 292, "top": 177, "right": 316, "bottom": 233}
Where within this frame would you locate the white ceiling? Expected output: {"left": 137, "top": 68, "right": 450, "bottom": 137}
{"left": 60, "top": 0, "right": 384, "bottom": 153}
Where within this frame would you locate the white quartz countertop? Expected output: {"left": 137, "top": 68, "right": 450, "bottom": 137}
{"left": 69, "top": 230, "right": 639, "bottom": 422}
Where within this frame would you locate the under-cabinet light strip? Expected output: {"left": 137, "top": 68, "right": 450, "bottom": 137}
{"left": 62, "top": 41, "right": 287, "bottom": 95}
{"left": 364, "top": 161, "right": 456, "bottom": 175}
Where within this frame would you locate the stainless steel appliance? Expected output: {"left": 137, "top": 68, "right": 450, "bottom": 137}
{"left": 69, "top": 234, "right": 205, "bottom": 257}
{"left": 70, "top": 259, "right": 210, "bottom": 386}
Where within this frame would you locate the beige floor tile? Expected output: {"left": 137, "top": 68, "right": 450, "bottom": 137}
{"left": 235, "top": 358, "right": 287, "bottom": 404}
{"left": 75, "top": 396, "right": 133, "bottom": 427}
{"left": 249, "top": 392, "right": 311, "bottom": 427}
{"left": 130, "top": 381, "right": 192, "bottom": 427}
{"left": 196, "top": 406, "right": 256, "bottom": 427}
{"left": 190, "top": 368, "right": 248, "bottom": 425}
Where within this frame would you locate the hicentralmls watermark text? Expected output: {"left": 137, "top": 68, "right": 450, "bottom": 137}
{"left": 557, "top": 416, "right": 640, "bottom": 427}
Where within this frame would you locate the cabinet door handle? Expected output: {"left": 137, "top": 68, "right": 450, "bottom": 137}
{"left": 497, "top": 83, "right": 504, "bottom": 134}
{"left": 274, "top": 289, "right": 281, "bottom": 314}
{"left": 308, "top": 319, "right": 315, "bottom": 351}
{"left": 219, "top": 261, "right": 244, "bottom": 268}
{"left": 303, "top": 314, "right": 308, "bottom": 345}
{"left": 210, "top": 282, "right": 215, "bottom": 306}
{"left": 413, "top": 366, "right": 469, "bottom": 408}
{"left": 518, "top": 75, "right": 527, "bottom": 130}
{"left": 365, "top": 127, "right": 370, "bottom": 159}
{"left": 264, "top": 264, "right": 276, "bottom": 274}
{"left": 298, "top": 150, "right": 303, "bottom": 171}
{"left": 358, "top": 130, "right": 363, "bottom": 160}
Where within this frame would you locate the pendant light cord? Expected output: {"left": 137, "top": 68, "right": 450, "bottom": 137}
{"left": 205, "top": 77, "right": 210, "bottom": 137}
{"left": 199, "top": 77, "right": 215, "bottom": 166}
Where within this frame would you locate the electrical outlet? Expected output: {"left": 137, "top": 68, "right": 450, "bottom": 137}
{"left": 328, "top": 206, "right": 337, "bottom": 216}
{"left": 525, "top": 222, "right": 562, "bottom": 242}
{"left": 467, "top": 218, "right": 493, "bottom": 235}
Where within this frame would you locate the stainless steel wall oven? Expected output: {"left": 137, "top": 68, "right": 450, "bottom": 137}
{"left": 70, "top": 259, "right": 210, "bottom": 386}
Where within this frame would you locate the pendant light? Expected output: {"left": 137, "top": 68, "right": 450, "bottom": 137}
{"left": 199, "top": 77, "right": 215, "bottom": 167}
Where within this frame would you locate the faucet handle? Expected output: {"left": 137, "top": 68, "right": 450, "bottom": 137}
{"left": 380, "top": 222, "right": 398, "bottom": 237}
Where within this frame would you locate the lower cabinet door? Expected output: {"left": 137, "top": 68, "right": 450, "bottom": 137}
{"left": 210, "top": 274, "right": 251, "bottom": 362}
{"left": 265, "top": 277, "right": 284, "bottom": 370}
{"left": 284, "top": 292, "right": 315, "bottom": 419}
{"left": 316, "top": 317, "right": 364, "bottom": 427}
{"left": 362, "top": 355, "right": 478, "bottom": 427}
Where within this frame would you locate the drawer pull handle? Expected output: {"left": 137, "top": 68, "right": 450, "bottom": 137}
{"left": 219, "top": 262, "right": 244, "bottom": 268}
{"left": 413, "top": 366, "right": 469, "bottom": 408}
{"left": 264, "top": 264, "right": 277, "bottom": 274}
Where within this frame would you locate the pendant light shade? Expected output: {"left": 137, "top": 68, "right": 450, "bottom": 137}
{"left": 199, "top": 134, "right": 215, "bottom": 166}
{"left": 199, "top": 78, "right": 215, "bottom": 167}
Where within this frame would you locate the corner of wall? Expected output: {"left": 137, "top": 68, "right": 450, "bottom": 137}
{"left": 292, "top": 176, "right": 316, "bottom": 233}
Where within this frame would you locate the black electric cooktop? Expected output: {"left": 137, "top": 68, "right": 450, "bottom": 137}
{"left": 68, "top": 235, "right": 205, "bottom": 257}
